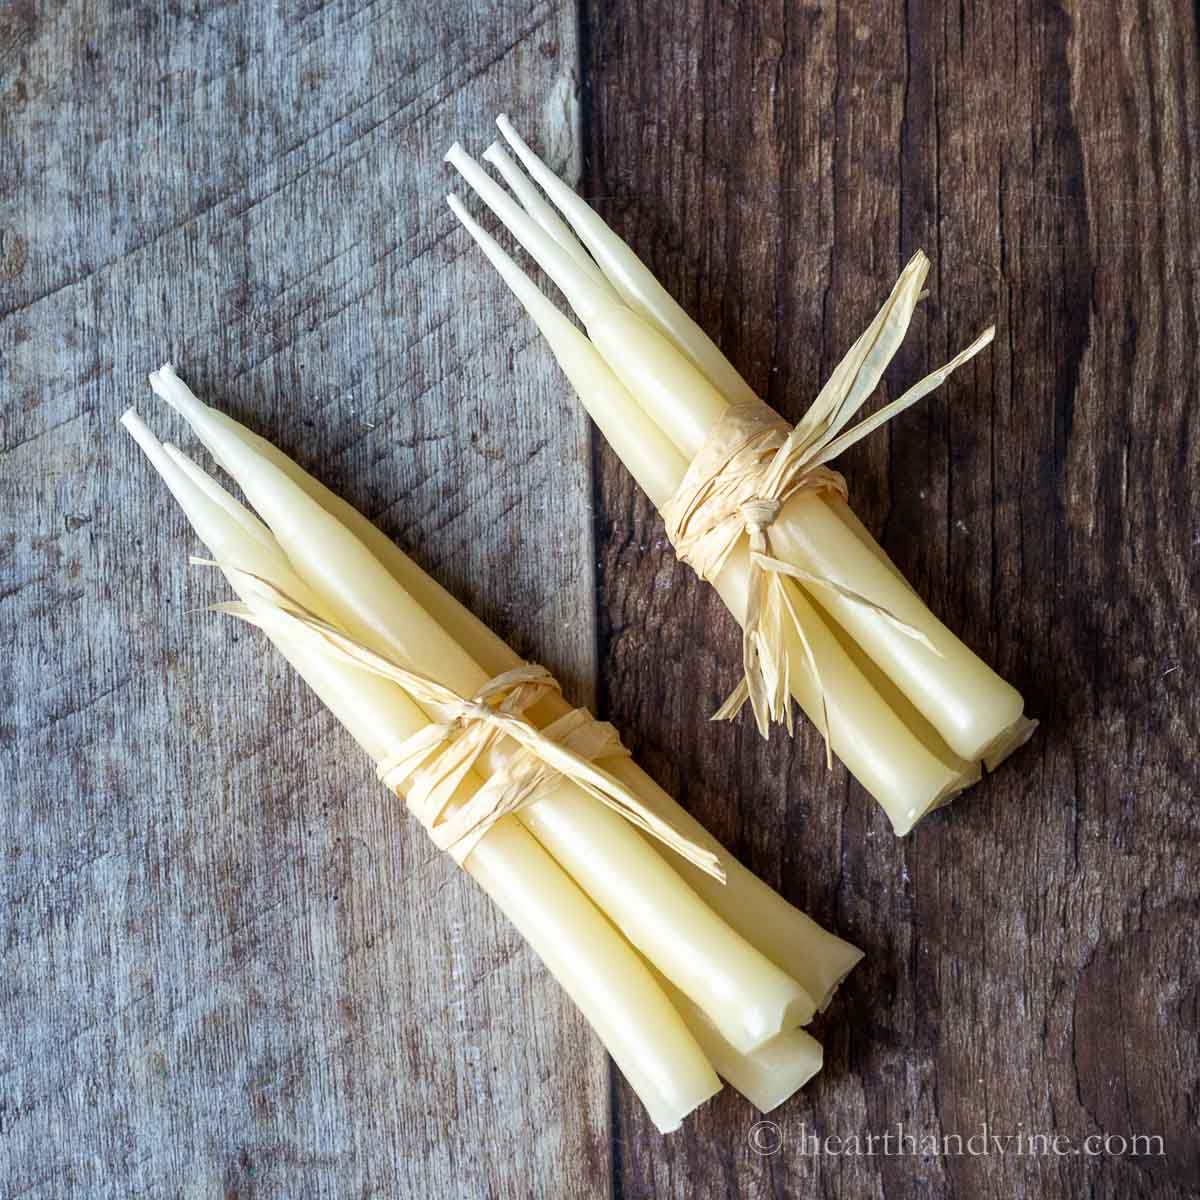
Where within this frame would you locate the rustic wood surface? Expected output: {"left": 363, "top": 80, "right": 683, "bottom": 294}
{"left": 1, "top": 3, "right": 607, "bottom": 1197}
{"left": 1, "top": 0, "right": 1197, "bottom": 1197}
{"left": 583, "top": 0, "right": 1200, "bottom": 1197}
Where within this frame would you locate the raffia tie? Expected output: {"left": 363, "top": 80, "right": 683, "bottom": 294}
{"left": 659, "top": 252, "right": 995, "bottom": 753}
{"left": 201, "top": 562, "right": 724, "bottom": 880}
{"left": 660, "top": 400, "right": 858, "bottom": 760}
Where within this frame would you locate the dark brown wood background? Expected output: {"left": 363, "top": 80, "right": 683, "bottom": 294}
{"left": 582, "top": 1, "right": 1200, "bottom": 1197}
{"left": 1, "top": 0, "right": 1197, "bottom": 1197}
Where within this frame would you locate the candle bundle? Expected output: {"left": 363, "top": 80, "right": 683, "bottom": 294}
{"left": 445, "top": 117, "right": 1037, "bottom": 835}
{"left": 122, "top": 366, "right": 863, "bottom": 1132}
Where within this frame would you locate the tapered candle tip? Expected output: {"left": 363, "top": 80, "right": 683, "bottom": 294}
{"left": 495, "top": 114, "right": 528, "bottom": 154}
{"left": 147, "top": 361, "right": 205, "bottom": 419}
{"left": 444, "top": 141, "right": 466, "bottom": 166}
{"left": 120, "top": 408, "right": 162, "bottom": 456}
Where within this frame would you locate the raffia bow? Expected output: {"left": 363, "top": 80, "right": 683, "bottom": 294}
{"left": 660, "top": 252, "right": 995, "bottom": 753}
{"left": 199, "top": 561, "right": 724, "bottom": 880}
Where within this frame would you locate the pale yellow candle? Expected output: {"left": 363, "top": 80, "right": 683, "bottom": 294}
{"left": 446, "top": 194, "right": 683, "bottom": 508}
{"left": 823, "top": 495, "right": 1037, "bottom": 770}
{"left": 193, "top": 392, "right": 863, "bottom": 1003}
{"left": 767, "top": 496, "right": 1024, "bottom": 760}
{"left": 442, "top": 217, "right": 974, "bottom": 831}
{"left": 480, "top": 142, "right": 615, "bottom": 291}
{"left": 460, "top": 820, "right": 724, "bottom": 1134}
{"left": 825, "top": 494, "right": 915, "bottom": 588}
{"left": 605, "top": 758, "right": 863, "bottom": 1004}
{"left": 617, "top": 330, "right": 1026, "bottom": 760}
{"left": 711, "top": 545, "right": 968, "bottom": 835}
{"left": 583, "top": 301, "right": 730, "bottom": 457}
{"left": 153, "top": 368, "right": 817, "bottom": 1053}
{"left": 123, "top": 409, "right": 721, "bottom": 1132}
{"left": 814, "top": 588, "right": 982, "bottom": 783}
{"left": 650, "top": 968, "right": 824, "bottom": 1113}
{"left": 446, "top": 143, "right": 722, "bottom": 459}
{"left": 494, "top": 114, "right": 758, "bottom": 410}
{"left": 469, "top": 122, "right": 1033, "bottom": 766}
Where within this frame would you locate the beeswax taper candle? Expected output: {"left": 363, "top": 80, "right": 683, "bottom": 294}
{"left": 125, "top": 366, "right": 865, "bottom": 1127}
{"left": 121, "top": 410, "right": 722, "bottom": 1132}
{"left": 446, "top": 116, "right": 1036, "bottom": 832}
{"left": 151, "top": 367, "right": 816, "bottom": 1053}
{"left": 445, "top": 197, "right": 979, "bottom": 835}
{"left": 487, "top": 116, "right": 1033, "bottom": 765}
{"left": 179, "top": 381, "right": 864, "bottom": 1005}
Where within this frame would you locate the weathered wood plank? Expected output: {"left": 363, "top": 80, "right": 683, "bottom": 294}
{"left": 0, "top": 2, "right": 608, "bottom": 1196}
{"left": 6, "top": 0, "right": 1200, "bottom": 1194}
{"left": 582, "top": 0, "right": 1200, "bottom": 1196}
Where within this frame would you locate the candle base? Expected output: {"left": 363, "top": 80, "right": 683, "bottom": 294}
{"left": 981, "top": 713, "right": 1040, "bottom": 773}
{"left": 893, "top": 759, "right": 984, "bottom": 836}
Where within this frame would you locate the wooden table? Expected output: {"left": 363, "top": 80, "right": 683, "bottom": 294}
{"left": 2, "top": 1, "right": 1196, "bottom": 1196}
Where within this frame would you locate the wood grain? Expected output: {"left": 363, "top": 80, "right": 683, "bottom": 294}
{"left": 0, "top": 2, "right": 609, "bottom": 1197}
{"left": 3, "top": 0, "right": 1199, "bottom": 1196}
{"left": 581, "top": 0, "right": 1200, "bottom": 1197}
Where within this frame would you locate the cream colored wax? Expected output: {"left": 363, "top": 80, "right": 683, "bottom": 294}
{"left": 710, "top": 545, "right": 968, "bottom": 835}
{"left": 477, "top": 120, "right": 1032, "bottom": 766}
{"left": 767, "top": 497, "right": 1024, "bottom": 760}
{"left": 822, "top": 494, "right": 1036, "bottom": 768}
{"left": 650, "top": 968, "right": 824, "bottom": 1114}
{"left": 494, "top": 114, "right": 755, "bottom": 409}
{"left": 123, "top": 409, "right": 722, "bottom": 1132}
{"left": 443, "top": 211, "right": 974, "bottom": 832}
{"left": 193, "top": 392, "right": 864, "bottom": 1005}
{"left": 153, "top": 369, "right": 817, "bottom": 1054}
{"left": 599, "top": 324, "right": 1025, "bottom": 761}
